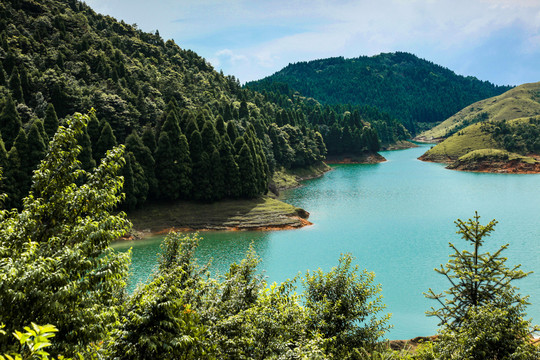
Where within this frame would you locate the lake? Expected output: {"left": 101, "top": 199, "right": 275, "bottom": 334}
{"left": 114, "top": 143, "right": 540, "bottom": 340}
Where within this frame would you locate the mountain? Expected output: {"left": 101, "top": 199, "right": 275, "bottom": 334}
{"left": 0, "top": 0, "right": 327, "bottom": 209}
{"left": 246, "top": 52, "right": 512, "bottom": 134}
{"left": 416, "top": 81, "right": 540, "bottom": 140}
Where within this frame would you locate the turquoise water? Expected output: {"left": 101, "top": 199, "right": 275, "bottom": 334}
{"left": 114, "top": 144, "right": 540, "bottom": 339}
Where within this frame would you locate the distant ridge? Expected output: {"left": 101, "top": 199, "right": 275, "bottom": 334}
{"left": 246, "top": 52, "right": 512, "bottom": 134}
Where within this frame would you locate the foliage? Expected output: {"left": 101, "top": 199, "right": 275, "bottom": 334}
{"left": 304, "top": 253, "right": 391, "bottom": 358}
{"left": 0, "top": 323, "right": 67, "bottom": 360}
{"left": 0, "top": 0, "right": 328, "bottom": 208}
{"left": 425, "top": 212, "right": 529, "bottom": 329}
{"left": 434, "top": 303, "right": 540, "bottom": 360}
{"left": 246, "top": 52, "right": 511, "bottom": 134}
{"left": 425, "top": 212, "right": 538, "bottom": 360}
{"left": 0, "top": 112, "right": 131, "bottom": 356}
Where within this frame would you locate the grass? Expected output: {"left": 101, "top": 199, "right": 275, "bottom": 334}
{"left": 420, "top": 123, "right": 499, "bottom": 161}
{"left": 271, "top": 162, "right": 330, "bottom": 190}
{"left": 417, "top": 81, "right": 540, "bottom": 140}
{"left": 128, "top": 196, "right": 310, "bottom": 233}
{"left": 457, "top": 148, "right": 537, "bottom": 164}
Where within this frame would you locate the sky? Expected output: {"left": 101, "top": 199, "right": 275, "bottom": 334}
{"left": 85, "top": 0, "right": 540, "bottom": 86}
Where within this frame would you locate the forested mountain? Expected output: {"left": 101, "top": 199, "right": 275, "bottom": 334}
{"left": 246, "top": 52, "right": 512, "bottom": 134}
{"left": 251, "top": 84, "right": 410, "bottom": 155}
{"left": 0, "top": 0, "right": 326, "bottom": 209}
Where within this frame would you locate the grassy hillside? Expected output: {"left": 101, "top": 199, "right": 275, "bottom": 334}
{"left": 417, "top": 82, "right": 540, "bottom": 140}
{"left": 246, "top": 52, "right": 511, "bottom": 134}
{"left": 419, "top": 116, "right": 540, "bottom": 169}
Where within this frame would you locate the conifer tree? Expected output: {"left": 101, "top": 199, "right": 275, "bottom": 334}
{"left": 236, "top": 143, "right": 258, "bottom": 198}
{"left": 215, "top": 115, "right": 226, "bottom": 136}
{"left": 129, "top": 152, "right": 149, "bottom": 207}
{"left": 87, "top": 111, "right": 101, "bottom": 147}
{"left": 43, "top": 103, "right": 59, "bottom": 140}
{"left": 4, "top": 147, "right": 25, "bottom": 208}
{"left": 122, "top": 151, "right": 137, "bottom": 210}
{"left": 192, "top": 151, "right": 213, "bottom": 201}
{"left": 0, "top": 62, "right": 6, "bottom": 86}
{"left": 210, "top": 148, "right": 224, "bottom": 200}
{"left": 239, "top": 101, "right": 249, "bottom": 120}
{"left": 95, "top": 121, "right": 117, "bottom": 161}
{"left": 141, "top": 126, "right": 156, "bottom": 154}
{"left": 0, "top": 94, "right": 22, "bottom": 150}
{"left": 176, "top": 134, "right": 193, "bottom": 198}
{"left": 125, "top": 131, "right": 157, "bottom": 198}
{"left": 76, "top": 126, "right": 96, "bottom": 172}
{"left": 26, "top": 123, "right": 47, "bottom": 177}
{"left": 220, "top": 135, "right": 241, "bottom": 198}
{"left": 425, "top": 212, "right": 530, "bottom": 329}
{"left": 0, "top": 136, "right": 8, "bottom": 205}
{"left": 154, "top": 131, "right": 179, "bottom": 199}
{"left": 226, "top": 121, "right": 238, "bottom": 142}
{"left": 9, "top": 67, "right": 24, "bottom": 104}
{"left": 201, "top": 120, "right": 218, "bottom": 154}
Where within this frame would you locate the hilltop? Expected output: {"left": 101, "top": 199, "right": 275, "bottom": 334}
{"left": 419, "top": 116, "right": 540, "bottom": 173}
{"left": 246, "top": 52, "right": 511, "bottom": 134}
{"left": 416, "top": 81, "right": 540, "bottom": 141}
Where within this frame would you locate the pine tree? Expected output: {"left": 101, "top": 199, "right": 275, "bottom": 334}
{"left": 9, "top": 67, "right": 24, "bottom": 104}
{"left": 141, "top": 126, "right": 156, "bottom": 154}
{"left": 4, "top": 147, "right": 25, "bottom": 208}
{"left": 239, "top": 101, "right": 249, "bottom": 120}
{"left": 176, "top": 134, "right": 192, "bottom": 199}
{"left": 425, "top": 212, "right": 530, "bottom": 329}
{"left": 226, "top": 121, "right": 238, "bottom": 142}
{"left": 0, "top": 94, "right": 22, "bottom": 150}
{"left": 26, "top": 123, "right": 47, "bottom": 177}
{"left": 220, "top": 135, "right": 241, "bottom": 198}
{"left": 210, "top": 148, "right": 224, "bottom": 200}
{"left": 76, "top": 126, "right": 96, "bottom": 172}
{"left": 95, "top": 121, "right": 117, "bottom": 162}
{"left": 122, "top": 151, "right": 137, "bottom": 210}
{"left": 43, "top": 103, "right": 59, "bottom": 140}
{"left": 236, "top": 143, "right": 258, "bottom": 198}
{"left": 125, "top": 131, "right": 157, "bottom": 199}
{"left": 154, "top": 131, "right": 179, "bottom": 200}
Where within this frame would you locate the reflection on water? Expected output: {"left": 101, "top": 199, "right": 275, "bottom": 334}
{"left": 115, "top": 143, "right": 540, "bottom": 340}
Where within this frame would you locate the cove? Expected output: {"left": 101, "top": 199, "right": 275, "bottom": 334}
{"left": 114, "top": 143, "right": 540, "bottom": 340}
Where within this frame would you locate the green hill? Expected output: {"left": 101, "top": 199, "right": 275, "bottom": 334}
{"left": 246, "top": 52, "right": 511, "bottom": 134}
{"left": 416, "top": 82, "right": 540, "bottom": 140}
{"left": 0, "top": 0, "right": 327, "bottom": 209}
{"left": 419, "top": 116, "right": 540, "bottom": 171}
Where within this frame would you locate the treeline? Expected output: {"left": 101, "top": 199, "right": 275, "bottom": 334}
{"left": 485, "top": 117, "right": 540, "bottom": 154}
{"left": 247, "top": 83, "right": 410, "bottom": 154}
{"left": 0, "top": 0, "right": 327, "bottom": 208}
{"left": 246, "top": 52, "right": 512, "bottom": 134}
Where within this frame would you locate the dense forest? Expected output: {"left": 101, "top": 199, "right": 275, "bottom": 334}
{"left": 0, "top": 0, "right": 327, "bottom": 209}
{"left": 252, "top": 85, "right": 410, "bottom": 154}
{"left": 246, "top": 53, "right": 512, "bottom": 134}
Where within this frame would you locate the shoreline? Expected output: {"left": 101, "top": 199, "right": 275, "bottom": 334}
{"left": 418, "top": 156, "right": 540, "bottom": 174}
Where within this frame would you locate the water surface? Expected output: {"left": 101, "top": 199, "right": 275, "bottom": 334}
{"left": 115, "top": 144, "right": 540, "bottom": 339}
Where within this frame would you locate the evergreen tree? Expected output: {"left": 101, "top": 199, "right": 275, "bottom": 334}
{"left": 125, "top": 131, "right": 157, "bottom": 199}
{"left": 95, "top": 121, "right": 117, "bottom": 162}
{"left": 154, "top": 131, "right": 179, "bottom": 200}
{"left": 0, "top": 62, "right": 6, "bottom": 86}
{"left": 0, "top": 94, "right": 22, "bottom": 150}
{"left": 176, "top": 134, "right": 192, "bottom": 199}
{"left": 76, "top": 125, "right": 96, "bottom": 172}
{"left": 236, "top": 143, "right": 258, "bottom": 198}
{"left": 9, "top": 67, "right": 24, "bottom": 104}
{"left": 239, "top": 101, "right": 249, "bottom": 120}
{"left": 26, "top": 123, "right": 47, "bottom": 177}
{"left": 226, "top": 121, "right": 238, "bottom": 142}
{"left": 220, "top": 135, "right": 241, "bottom": 198}
{"left": 130, "top": 152, "right": 149, "bottom": 207}
{"left": 201, "top": 120, "right": 218, "bottom": 154}
{"left": 121, "top": 151, "right": 137, "bottom": 210}
{"left": 4, "top": 147, "right": 25, "bottom": 208}
{"left": 141, "top": 126, "right": 156, "bottom": 154}
{"left": 43, "top": 103, "right": 59, "bottom": 140}
{"left": 0, "top": 136, "right": 8, "bottom": 206}
{"left": 210, "top": 148, "right": 225, "bottom": 200}
{"left": 87, "top": 111, "right": 101, "bottom": 147}
{"left": 425, "top": 212, "right": 530, "bottom": 329}
{"left": 215, "top": 115, "right": 226, "bottom": 136}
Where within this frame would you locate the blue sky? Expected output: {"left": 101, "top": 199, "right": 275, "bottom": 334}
{"left": 85, "top": 0, "right": 540, "bottom": 86}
